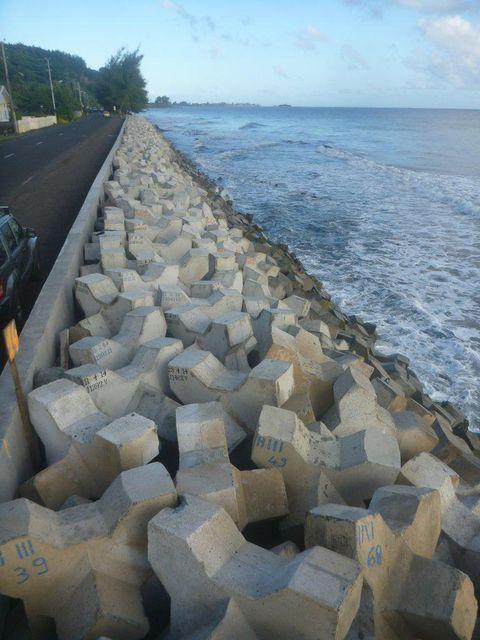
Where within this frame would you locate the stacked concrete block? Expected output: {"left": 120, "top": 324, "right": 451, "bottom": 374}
{"left": 263, "top": 325, "right": 344, "bottom": 419}
{"left": 28, "top": 379, "right": 111, "bottom": 464}
{"left": 252, "top": 405, "right": 401, "bottom": 530}
{"left": 175, "top": 403, "right": 287, "bottom": 528}
{"left": 16, "top": 115, "right": 477, "bottom": 638}
{"left": 322, "top": 367, "right": 397, "bottom": 439}
{"left": 70, "top": 306, "right": 167, "bottom": 370}
{"left": 21, "top": 413, "right": 159, "bottom": 508}
{"left": 400, "top": 452, "right": 480, "bottom": 594}
{"left": 195, "top": 311, "right": 257, "bottom": 370}
{"left": 305, "top": 485, "right": 477, "bottom": 639}
{"left": 0, "top": 464, "right": 177, "bottom": 640}
{"left": 66, "top": 336, "right": 183, "bottom": 418}
{"left": 148, "top": 495, "right": 364, "bottom": 640}
{"left": 168, "top": 350, "right": 296, "bottom": 431}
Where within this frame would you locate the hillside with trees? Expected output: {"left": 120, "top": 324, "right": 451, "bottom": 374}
{"left": 1, "top": 43, "right": 148, "bottom": 121}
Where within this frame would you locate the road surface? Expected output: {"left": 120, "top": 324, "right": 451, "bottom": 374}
{"left": 0, "top": 113, "right": 123, "bottom": 320}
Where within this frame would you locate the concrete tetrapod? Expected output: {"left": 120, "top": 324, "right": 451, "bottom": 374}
{"left": 399, "top": 451, "right": 480, "bottom": 595}
{"left": 20, "top": 413, "right": 159, "bottom": 509}
{"left": 177, "top": 599, "right": 258, "bottom": 639}
{"left": 0, "top": 464, "right": 177, "bottom": 640}
{"left": 66, "top": 336, "right": 183, "bottom": 418}
{"left": 262, "top": 325, "right": 344, "bottom": 421}
{"left": 148, "top": 495, "right": 363, "bottom": 640}
{"left": 322, "top": 366, "right": 397, "bottom": 438}
{"left": 252, "top": 405, "right": 401, "bottom": 533}
{"left": 305, "top": 485, "right": 477, "bottom": 640}
{"left": 69, "top": 306, "right": 167, "bottom": 371}
{"left": 28, "top": 378, "right": 111, "bottom": 464}
{"left": 175, "top": 403, "right": 288, "bottom": 529}
{"left": 168, "top": 349, "right": 295, "bottom": 432}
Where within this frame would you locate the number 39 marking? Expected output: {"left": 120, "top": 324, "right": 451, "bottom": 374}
{"left": 13, "top": 557, "right": 49, "bottom": 584}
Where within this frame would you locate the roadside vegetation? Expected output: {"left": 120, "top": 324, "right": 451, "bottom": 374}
{"left": 1, "top": 43, "right": 148, "bottom": 123}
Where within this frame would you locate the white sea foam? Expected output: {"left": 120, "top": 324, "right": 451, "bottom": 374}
{"left": 147, "top": 107, "right": 480, "bottom": 427}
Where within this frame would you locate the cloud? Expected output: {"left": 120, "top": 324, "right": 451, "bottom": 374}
{"left": 295, "top": 25, "right": 326, "bottom": 51}
{"left": 206, "top": 45, "right": 223, "bottom": 59}
{"left": 342, "top": 0, "right": 384, "bottom": 19}
{"left": 343, "top": 0, "right": 478, "bottom": 15}
{"left": 274, "top": 64, "right": 290, "bottom": 79}
{"left": 161, "top": 1, "right": 217, "bottom": 39}
{"left": 161, "top": 0, "right": 197, "bottom": 28}
{"left": 396, "top": 0, "right": 477, "bottom": 11}
{"left": 414, "top": 14, "right": 480, "bottom": 85}
{"left": 341, "top": 44, "right": 370, "bottom": 70}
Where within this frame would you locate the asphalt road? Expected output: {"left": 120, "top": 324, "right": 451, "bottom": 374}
{"left": 0, "top": 113, "right": 123, "bottom": 320}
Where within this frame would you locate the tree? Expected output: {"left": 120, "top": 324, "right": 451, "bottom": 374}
{"left": 1, "top": 42, "right": 98, "bottom": 118}
{"left": 95, "top": 48, "right": 148, "bottom": 113}
{"left": 154, "top": 95, "right": 171, "bottom": 106}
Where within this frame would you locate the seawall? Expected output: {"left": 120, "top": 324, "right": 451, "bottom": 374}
{"left": 0, "top": 118, "right": 126, "bottom": 501}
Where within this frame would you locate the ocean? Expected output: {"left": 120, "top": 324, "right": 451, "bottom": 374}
{"left": 146, "top": 106, "right": 480, "bottom": 428}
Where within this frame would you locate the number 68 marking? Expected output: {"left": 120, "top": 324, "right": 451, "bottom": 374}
{"left": 367, "top": 545, "right": 383, "bottom": 568}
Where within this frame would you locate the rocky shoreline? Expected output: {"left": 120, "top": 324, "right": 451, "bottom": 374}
{"left": 1, "top": 115, "right": 480, "bottom": 639}
{"left": 159, "top": 123, "right": 474, "bottom": 442}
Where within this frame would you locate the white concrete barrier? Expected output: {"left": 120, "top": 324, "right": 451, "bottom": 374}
{"left": 17, "top": 115, "right": 57, "bottom": 134}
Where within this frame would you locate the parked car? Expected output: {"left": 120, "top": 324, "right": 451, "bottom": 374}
{"left": 0, "top": 207, "right": 40, "bottom": 325}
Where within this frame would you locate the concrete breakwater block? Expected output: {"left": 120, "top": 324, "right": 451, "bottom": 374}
{"left": 0, "top": 464, "right": 177, "bottom": 640}
{"left": 400, "top": 452, "right": 480, "bottom": 594}
{"left": 305, "top": 485, "right": 477, "bottom": 639}
{"left": 195, "top": 310, "right": 257, "bottom": 370}
{"left": 12, "top": 115, "right": 477, "bottom": 638}
{"left": 168, "top": 349, "right": 295, "bottom": 430}
{"left": 69, "top": 306, "right": 167, "bottom": 370}
{"left": 148, "top": 495, "right": 363, "bottom": 640}
{"left": 65, "top": 336, "right": 183, "bottom": 418}
{"left": 252, "top": 405, "right": 401, "bottom": 530}
{"left": 28, "top": 378, "right": 111, "bottom": 464}
{"left": 21, "top": 413, "right": 159, "bottom": 508}
{"left": 175, "top": 403, "right": 287, "bottom": 529}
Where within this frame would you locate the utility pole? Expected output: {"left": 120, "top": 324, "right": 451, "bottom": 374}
{"left": 77, "top": 81, "right": 83, "bottom": 109}
{"left": 45, "top": 57, "right": 56, "bottom": 116}
{"left": 1, "top": 41, "right": 18, "bottom": 134}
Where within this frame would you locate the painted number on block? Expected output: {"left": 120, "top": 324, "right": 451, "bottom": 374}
{"left": 168, "top": 367, "right": 188, "bottom": 382}
{"left": 367, "top": 545, "right": 383, "bottom": 568}
{"left": 357, "top": 521, "right": 375, "bottom": 544}
{"left": 255, "top": 435, "right": 284, "bottom": 453}
{"left": 268, "top": 455, "right": 288, "bottom": 468}
{"left": 0, "top": 540, "right": 50, "bottom": 584}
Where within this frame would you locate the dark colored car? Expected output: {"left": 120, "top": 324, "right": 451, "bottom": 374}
{"left": 0, "top": 206, "right": 39, "bottom": 324}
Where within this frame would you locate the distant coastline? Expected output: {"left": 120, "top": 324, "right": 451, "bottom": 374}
{"left": 147, "top": 101, "right": 260, "bottom": 108}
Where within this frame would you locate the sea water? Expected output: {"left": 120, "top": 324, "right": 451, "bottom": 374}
{"left": 146, "top": 106, "right": 480, "bottom": 428}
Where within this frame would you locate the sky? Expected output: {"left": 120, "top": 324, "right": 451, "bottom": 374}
{"left": 1, "top": 0, "right": 480, "bottom": 108}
